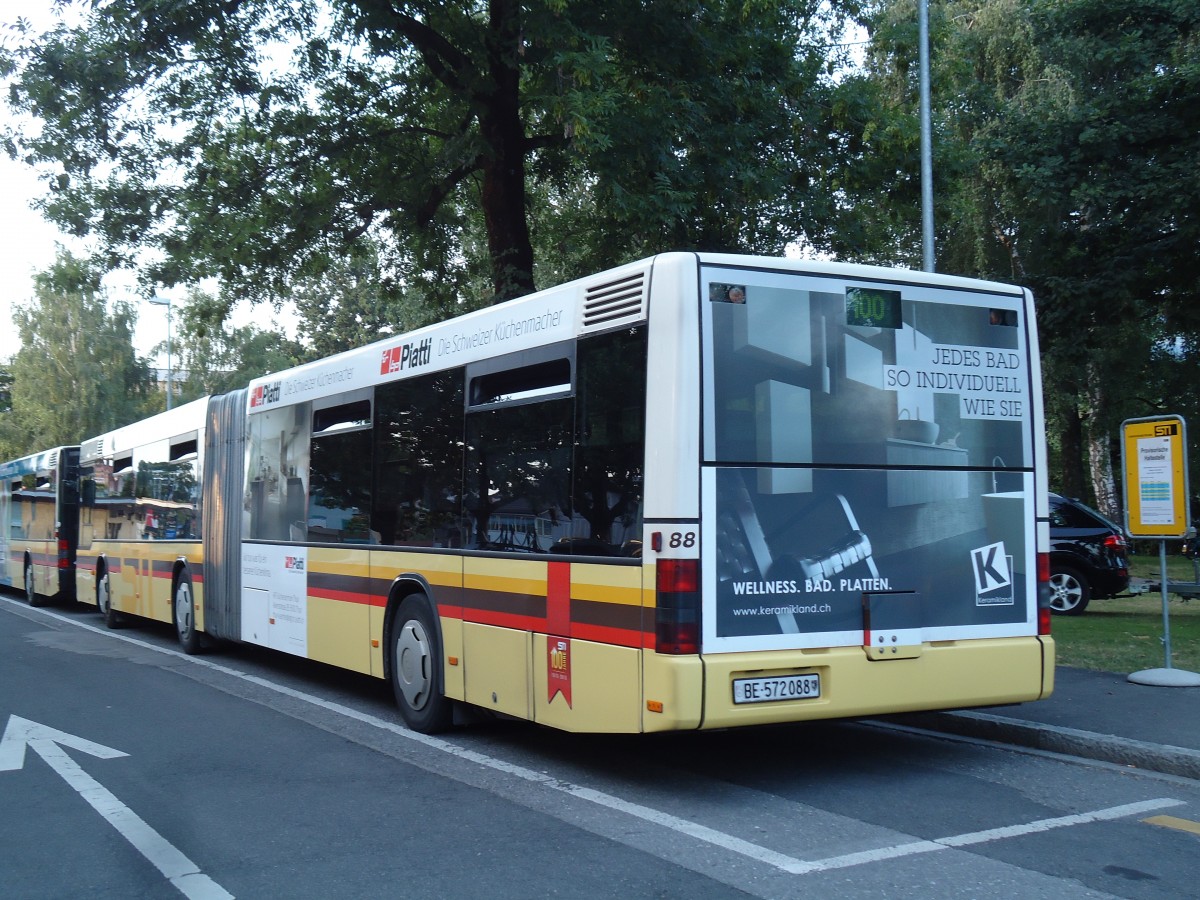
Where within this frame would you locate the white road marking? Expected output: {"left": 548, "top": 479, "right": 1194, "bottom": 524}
{"left": 3, "top": 598, "right": 1187, "bottom": 877}
{"left": 784, "top": 798, "right": 1186, "bottom": 875}
{"left": 0, "top": 715, "right": 233, "bottom": 900}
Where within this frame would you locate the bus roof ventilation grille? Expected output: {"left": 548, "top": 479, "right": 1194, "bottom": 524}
{"left": 581, "top": 271, "right": 647, "bottom": 332}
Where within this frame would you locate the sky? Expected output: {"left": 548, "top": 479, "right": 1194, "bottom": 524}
{"left": 2, "top": 4, "right": 70, "bottom": 363}
{"left": 0, "top": 3, "right": 173, "bottom": 367}
{"left": 1, "top": 4, "right": 187, "bottom": 368}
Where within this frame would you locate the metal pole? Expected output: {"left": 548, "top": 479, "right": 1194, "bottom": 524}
{"left": 919, "top": 0, "right": 934, "bottom": 272}
{"left": 166, "top": 302, "right": 172, "bottom": 410}
{"left": 149, "top": 296, "right": 173, "bottom": 410}
{"left": 1159, "top": 539, "right": 1173, "bottom": 668}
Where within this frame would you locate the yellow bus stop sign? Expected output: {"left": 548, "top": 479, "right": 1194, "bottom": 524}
{"left": 1121, "top": 415, "right": 1190, "bottom": 539}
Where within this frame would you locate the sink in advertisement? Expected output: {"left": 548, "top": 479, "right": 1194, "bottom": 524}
{"left": 983, "top": 492, "right": 1027, "bottom": 575}
{"left": 893, "top": 418, "right": 939, "bottom": 444}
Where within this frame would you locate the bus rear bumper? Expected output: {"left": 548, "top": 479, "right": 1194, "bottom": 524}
{"left": 693, "top": 637, "right": 1053, "bottom": 731}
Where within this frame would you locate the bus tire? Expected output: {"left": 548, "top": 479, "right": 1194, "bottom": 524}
{"left": 24, "top": 561, "right": 44, "bottom": 608}
{"left": 173, "top": 570, "right": 201, "bottom": 655}
{"left": 98, "top": 569, "right": 123, "bottom": 629}
{"left": 1049, "top": 564, "right": 1091, "bottom": 615}
{"left": 388, "top": 594, "right": 452, "bottom": 734}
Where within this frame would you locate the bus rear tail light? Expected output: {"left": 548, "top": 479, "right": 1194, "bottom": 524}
{"left": 1036, "top": 552, "right": 1051, "bottom": 635}
{"left": 656, "top": 558, "right": 700, "bottom": 655}
{"left": 58, "top": 538, "right": 70, "bottom": 569}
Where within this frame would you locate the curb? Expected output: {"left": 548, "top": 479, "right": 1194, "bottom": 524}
{"left": 888, "top": 710, "right": 1200, "bottom": 781}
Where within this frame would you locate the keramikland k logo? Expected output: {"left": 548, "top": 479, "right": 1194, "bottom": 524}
{"left": 972, "top": 541, "right": 1014, "bottom": 606}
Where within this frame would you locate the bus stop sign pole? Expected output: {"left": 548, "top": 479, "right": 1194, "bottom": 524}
{"left": 1120, "top": 415, "right": 1200, "bottom": 687}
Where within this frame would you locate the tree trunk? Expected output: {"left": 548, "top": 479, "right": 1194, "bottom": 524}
{"left": 1088, "top": 431, "right": 1118, "bottom": 518}
{"left": 480, "top": 0, "right": 535, "bottom": 303}
{"left": 1059, "top": 395, "right": 1087, "bottom": 500}
{"left": 1085, "top": 374, "right": 1119, "bottom": 517}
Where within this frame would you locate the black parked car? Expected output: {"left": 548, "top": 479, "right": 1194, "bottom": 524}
{"left": 1048, "top": 492, "right": 1130, "bottom": 615}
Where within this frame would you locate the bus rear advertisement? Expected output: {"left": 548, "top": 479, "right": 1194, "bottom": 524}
{"left": 3, "top": 252, "right": 1054, "bottom": 733}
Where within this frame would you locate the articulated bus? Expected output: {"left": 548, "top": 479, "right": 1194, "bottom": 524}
{"left": 0, "top": 446, "right": 80, "bottom": 605}
{"left": 71, "top": 252, "right": 1054, "bottom": 733}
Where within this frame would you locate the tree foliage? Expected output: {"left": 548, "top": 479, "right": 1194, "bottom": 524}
{"left": 0, "top": 251, "right": 155, "bottom": 458}
{"left": 170, "top": 288, "right": 309, "bottom": 403}
{"left": 3, "top": 0, "right": 859, "bottom": 321}
{"left": 843, "top": 0, "right": 1200, "bottom": 510}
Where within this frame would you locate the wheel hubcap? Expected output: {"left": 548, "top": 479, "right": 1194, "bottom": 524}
{"left": 176, "top": 583, "right": 193, "bottom": 637}
{"left": 1049, "top": 574, "right": 1081, "bottom": 610}
{"left": 98, "top": 576, "right": 110, "bottom": 614}
{"left": 395, "top": 620, "right": 431, "bottom": 710}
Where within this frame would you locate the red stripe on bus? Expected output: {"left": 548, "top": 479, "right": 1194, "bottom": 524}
{"left": 309, "top": 585, "right": 377, "bottom": 606}
{"left": 306, "top": 572, "right": 651, "bottom": 646}
{"left": 463, "top": 608, "right": 543, "bottom": 631}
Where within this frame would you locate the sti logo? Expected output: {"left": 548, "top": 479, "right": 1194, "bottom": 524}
{"left": 380, "top": 337, "right": 433, "bottom": 376}
{"left": 250, "top": 381, "right": 281, "bottom": 409}
{"left": 284, "top": 556, "right": 305, "bottom": 572}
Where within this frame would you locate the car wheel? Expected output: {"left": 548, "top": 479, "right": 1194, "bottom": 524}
{"left": 388, "top": 594, "right": 453, "bottom": 733}
{"left": 1049, "top": 564, "right": 1091, "bottom": 615}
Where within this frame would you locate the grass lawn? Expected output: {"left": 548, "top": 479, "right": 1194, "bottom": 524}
{"left": 1052, "top": 548, "right": 1200, "bottom": 674}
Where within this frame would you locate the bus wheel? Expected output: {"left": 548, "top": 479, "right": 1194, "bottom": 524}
{"left": 98, "top": 570, "right": 122, "bottom": 629}
{"left": 24, "top": 563, "right": 44, "bottom": 608}
{"left": 389, "top": 595, "right": 452, "bottom": 733}
{"left": 173, "top": 571, "right": 201, "bottom": 654}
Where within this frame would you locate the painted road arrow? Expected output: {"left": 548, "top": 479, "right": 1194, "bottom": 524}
{"left": 0, "top": 714, "right": 233, "bottom": 900}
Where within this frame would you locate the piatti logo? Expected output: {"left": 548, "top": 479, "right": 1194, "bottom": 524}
{"left": 250, "top": 381, "right": 281, "bottom": 408}
{"left": 380, "top": 338, "right": 433, "bottom": 376}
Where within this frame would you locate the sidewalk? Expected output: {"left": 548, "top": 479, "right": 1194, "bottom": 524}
{"left": 892, "top": 666, "right": 1200, "bottom": 780}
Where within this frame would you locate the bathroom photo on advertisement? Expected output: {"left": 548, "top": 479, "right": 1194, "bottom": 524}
{"left": 701, "top": 269, "right": 1036, "bottom": 652}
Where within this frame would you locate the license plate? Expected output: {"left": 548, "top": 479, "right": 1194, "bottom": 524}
{"left": 732, "top": 673, "right": 821, "bottom": 704}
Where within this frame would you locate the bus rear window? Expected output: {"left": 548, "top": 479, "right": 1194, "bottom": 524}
{"left": 703, "top": 272, "right": 1033, "bottom": 471}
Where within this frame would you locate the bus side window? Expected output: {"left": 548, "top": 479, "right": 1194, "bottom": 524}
{"left": 567, "top": 327, "right": 647, "bottom": 557}
{"left": 246, "top": 402, "right": 312, "bottom": 542}
{"left": 464, "top": 399, "right": 573, "bottom": 553}
{"left": 309, "top": 397, "right": 373, "bottom": 543}
{"left": 373, "top": 371, "right": 464, "bottom": 548}
{"left": 464, "top": 344, "right": 575, "bottom": 553}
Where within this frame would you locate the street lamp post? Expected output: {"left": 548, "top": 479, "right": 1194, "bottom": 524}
{"left": 919, "top": 0, "right": 934, "bottom": 272}
{"left": 149, "top": 296, "right": 173, "bottom": 410}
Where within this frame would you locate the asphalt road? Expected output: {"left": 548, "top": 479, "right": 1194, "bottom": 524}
{"left": 2, "top": 593, "right": 1198, "bottom": 900}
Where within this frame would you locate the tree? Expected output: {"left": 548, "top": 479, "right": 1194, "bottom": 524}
{"left": 841, "top": 0, "right": 1200, "bottom": 512}
{"left": 3, "top": 0, "right": 860, "bottom": 320}
{"left": 170, "top": 287, "right": 309, "bottom": 402}
{"left": 0, "top": 366, "right": 12, "bottom": 416}
{"left": 0, "top": 251, "right": 155, "bottom": 458}
{"left": 287, "top": 241, "right": 459, "bottom": 359}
